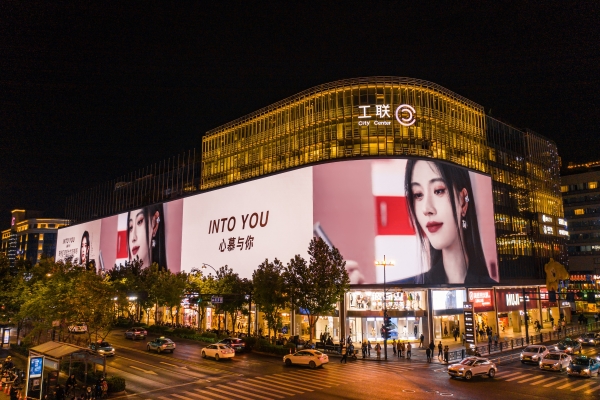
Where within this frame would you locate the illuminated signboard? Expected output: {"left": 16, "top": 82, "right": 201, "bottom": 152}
{"left": 558, "top": 229, "right": 569, "bottom": 236}
{"left": 357, "top": 104, "right": 416, "bottom": 126}
{"left": 463, "top": 302, "right": 476, "bottom": 346}
{"left": 542, "top": 225, "right": 554, "bottom": 235}
{"left": 57, "top": 158, "right": 498, "bottom": 285}
{"left": 542, "top": 215, "right": 553, "bottom": 223}
{"left": 558, "top": 218, "right": 567, "bottom": 227}
{"left": 468, "top": 289, "right": 494, "bottom": 311}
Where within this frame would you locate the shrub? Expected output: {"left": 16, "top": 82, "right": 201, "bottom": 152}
{"left": 172, "top": 328, "right": 196, "bottom": 336}
{"left": 243, "top": 337, "right": 257, "bottom": 350}
{"left": 106, "top": 376, "right": 126, "bottom": 393}
{"left": 146, "top": 325, "right": 172, "bottom": 334}
{"left": 10, "top": 343, "right": 29, "bottom": 357}
{"left": 200, "top": 331, "right": 217, "bottom": 340}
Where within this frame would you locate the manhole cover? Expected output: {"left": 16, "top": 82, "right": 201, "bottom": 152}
{"left": 402, "top": 389, "right": 416, "bottom": 393}
{"left": 439, "top": 393, "right": 454, "bottom": 397}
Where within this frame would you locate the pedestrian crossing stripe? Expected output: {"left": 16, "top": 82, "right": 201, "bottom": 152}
{"left": 255, "top": 375, "right": 317, "bottom": 391}
{"left": 221, "top": 385, "right": 272, "bottom": 400}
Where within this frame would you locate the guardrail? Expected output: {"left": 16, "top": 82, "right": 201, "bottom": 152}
{"left": 445, "top": 321, "right": 600, "bottom": 363}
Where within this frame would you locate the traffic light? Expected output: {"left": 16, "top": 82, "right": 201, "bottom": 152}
{"left": 382, "top": 311, "right": 393, "bottom": 340}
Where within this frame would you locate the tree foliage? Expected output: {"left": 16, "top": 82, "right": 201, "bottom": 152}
{"left": 252, "top": 259, "right": 288, "bottom": 338}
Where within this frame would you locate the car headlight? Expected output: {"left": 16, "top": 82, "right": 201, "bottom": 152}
{"left": 532, "top": 355, "right": 538, "bottom": 360}
{"left": 520, "top": 354, "right": 524, "bottom": 359}
{"left": 567, "top": 367, "right": 571, "bottom": 372}
{"left": 584, "top": 369, "right": 590, "bottom": 374}
{"left": 579, "top": 339, "right": 583, "bottom": 342}
{"left": 567, "top": 347, "right": 572, "bottom": 351}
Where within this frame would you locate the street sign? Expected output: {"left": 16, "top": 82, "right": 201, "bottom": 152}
{"left": 211, "top": 296, "right": 223, "bottom": 304}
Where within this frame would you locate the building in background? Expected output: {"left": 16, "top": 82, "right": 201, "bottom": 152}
{"left": 1, "top": 209, "right": 70, "bottom": 266}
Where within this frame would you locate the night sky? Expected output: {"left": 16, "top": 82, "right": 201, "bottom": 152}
{"left": 1, "top": 2, "right": 598, "bottom": 225}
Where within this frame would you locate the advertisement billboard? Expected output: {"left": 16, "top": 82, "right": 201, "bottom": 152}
{"left": 55, "top": 220, "right": 102, "bottom": 266}
{"left": 57, "top": 158, "right": 498, "bottom": 285}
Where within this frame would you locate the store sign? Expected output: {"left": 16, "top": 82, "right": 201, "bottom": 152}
{"left": 542, "top": 215, "right": 553, "bottom": 223}
{"left": 542, "top": 225, "right": 554, "bottom": 235}
{"left": 561, "top": 301, "right": 571, "bottom": 308}
{"left": 468, "top": 290, "right": 494, "bottom": 311}
{"left": 357, "top": 104, "right": 416, "bottom": 126}
{"left": 506, "top": 293, "right": 520, "bottom": 307}
{"left": 432, "top": 290, "right": 467, "bottom": 310}
{"left": 496, "top": 289, "right": 536, "bottom": 312}
{"left": 463, "top": 302, "right": 475, "bottom": 346}
{"left": 558, "top": 218, "right": 567, "bottom": 227}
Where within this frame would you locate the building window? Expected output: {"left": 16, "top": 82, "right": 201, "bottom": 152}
{"left": 561, "top": 185, "right": 569, "bottom": 192}
{"left": 594, "top": 258, "right": 600, "bottom": 264}
{"left": 589, "top": 182, "right": 598, "bottom": 190}
{"left": 574, "top": 209, "right": 585, "bottom": 215}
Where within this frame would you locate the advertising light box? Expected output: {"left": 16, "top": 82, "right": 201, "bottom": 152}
{"left": 55, "top": 220, "right": 102, "bottom": 266}
{"left": 56, "top": 158, "right": 499, "bottom": 285}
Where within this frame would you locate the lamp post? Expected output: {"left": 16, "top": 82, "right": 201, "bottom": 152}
{"left": 201, "top": 263, "right": 218, "bottom": 276}
{"left": 375, "top": 255, "right": 395, "bottom": 360}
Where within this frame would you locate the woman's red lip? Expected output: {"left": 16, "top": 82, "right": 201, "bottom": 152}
{"left": 132, "top": 246, "right": 139, "bottom": 255}
{"left": 426, "top": 222, "right": 443, "bottom": 233}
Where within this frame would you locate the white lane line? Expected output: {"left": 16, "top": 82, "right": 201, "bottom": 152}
{"left": 195, "top": 388, "right": 231, "bottom": 400}
{"left": 518, "top": 375, "right": 545, "bottom": 383}
{"left": 171, "top": 394, "right": 195, "bottom": 400}
{"left": 246, "top": 378, "right": 305, "bottom": 394}
{"left": 242, "top": 380, "right": 293, "bottom": 396}
{"left": 177, "top": 391, "right": 215, "bottom": 400}
{"left": 209, "top": 386, "right": 255, "bottom": 400}
{"left": 497, "top": 371, "right": 523, "bottom": 379}
{"left": 530, "top": 376, "right": 558, "bottom": 385}
{"left": 226, "top": 382, "right": 284, "bottom": 399}
{"left": 584, "top": 385, "right": 600, "bottom": 394}
{"left": 273, "top": 372, "right": 334, "bottom": 386}
{"left": 289, "top": 372, "right": 340, "bottom": 385}
{"left": 218, "top": 385, "right": 274, "bottom": 400}
{"left": 256, "top": 375, "right": 318, "bottom": 391}
{"left": 557, "top": 380, "right": 580, "bottom": 389}
{"left": 571, "top": 381, "right": 597, "bottom": 392}
{"left": 161, "top": 361, "right": 178, "bottom": 367}
{"left": 544, "top": 378, "right": 569, "bottom": 387}
{"left": 506, "top": 374, "right": 531, "bottom": 382}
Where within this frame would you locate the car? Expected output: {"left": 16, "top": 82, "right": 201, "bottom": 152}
{"left": 201, "top": 344, "right": 235, "bottom": 361}
{"left": 520, "top": 345, "right": 549, "bottom": 364}
{"left": 147, "top": 337, "right": 176, "bottom": 353}
{"left": 68, "top": 323, "right": 88, "bottom": 334}
{"left": 124, "top": 327, "right": 148, "bottom": 340}
{"left": 447, "top": 357, "right": 497, "bottom": 380}
{"left": 567, "top": 356, "right": 600, "bottom": 377}
{"left": 554, "top": 338, "right": 582, "bottom": 355}
{"left": 578, "top": 333, "right": 600, "bottom": 346}
{"left": 89, "top": 341, "right": 115, "bottom": 357}
{"left": 539, "top": 352, "right": 571, "bottom": 371}
{"left": 283, "top": 349, "right": 329, "bottom": 369}
{"left": 217, "top": 338, "right": 245, "bottom": 353}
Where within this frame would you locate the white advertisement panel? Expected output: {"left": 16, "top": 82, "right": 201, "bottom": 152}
{"left": 55, "top": 220, "right": 102, "bottom": 265}
{"left": 180, "top": 168, "right": 314, "bottom": 279}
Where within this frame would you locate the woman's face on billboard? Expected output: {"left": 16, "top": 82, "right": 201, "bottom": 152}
{"left": 80, "top": 237, "right": 89, "bottom": 264}
{"left": 410, "top": 161, "right": 461, "bottom": 251}
{"left": 128, "top": 209, "right": 150, "bottom": 267}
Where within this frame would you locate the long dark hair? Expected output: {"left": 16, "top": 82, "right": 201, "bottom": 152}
{"left": 126, "top": 204, "right": 167, "bottom": 270}
{"left": 80, "top": 231, "right": 90, "bottom": 265}
{"left": 404, "top": 159, "right": 489, "bottom": 284}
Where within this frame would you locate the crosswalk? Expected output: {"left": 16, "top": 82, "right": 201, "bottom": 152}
{"left": 495, "top": 370, "right": 600, "bottom": 394}
{"left": 149, "top": 362, "right": 417, "bottom": 400}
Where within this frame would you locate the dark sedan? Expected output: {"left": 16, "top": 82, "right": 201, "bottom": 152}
{"left": 124, "top": 327, "right": 148, "bottom": 340}
{"left": 554, "top": 338, "right": 582, "bottom": 355}
{"left": 578, "top": 333, "right": 600, "bottom": 346}
{"left": 217, "top": 338, "right": 245, "bottom": 353}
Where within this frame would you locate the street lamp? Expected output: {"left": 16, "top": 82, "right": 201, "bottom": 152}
{"left": 375, "top": 255, "right": 395, "bottom": 360}
{"left": 201, "top": 263, "right": 218, "bottom": 276}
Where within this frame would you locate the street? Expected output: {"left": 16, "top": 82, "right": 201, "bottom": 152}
{"left": 97, "top": 329, "right": 600, "bottom": 399}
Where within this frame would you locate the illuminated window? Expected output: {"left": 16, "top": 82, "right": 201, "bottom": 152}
{"left": 589, "top": 182, "right": 598, "bottom": 190}
{"left": 560, "top": 185, "right": 568, "bottom": 192}
{"left": 574, "top": 209, "right": 585, "bottom": 215}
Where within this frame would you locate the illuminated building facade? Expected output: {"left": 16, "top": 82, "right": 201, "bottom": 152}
{"left": 1, "top": 209, "right": 70, "bottom": 266}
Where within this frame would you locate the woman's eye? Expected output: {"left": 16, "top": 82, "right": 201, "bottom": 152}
{"left": 413, "top": 192, "right": 423, "bottom": 200}
{"left": 128, "top": 224, "right": 133, "bottom": 232}
{"left": 434, "top": 188, "right": 446, "bottom": 196}
{"left": 137, "top": 217, "right": 144, "bottom": 226}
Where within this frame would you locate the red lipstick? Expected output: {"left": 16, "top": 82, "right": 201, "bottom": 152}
{"left": 426, "top": 221, "right": 443, "bottom": 233}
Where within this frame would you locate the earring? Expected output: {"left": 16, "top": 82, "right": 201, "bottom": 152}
{"left": 465, "top": 194, "right": 470, "bottom": 203}
{"left": 462, "top": 219, "right": 468, "bottom": 230}
{"left": 156, "top": 216, "right": 161, "bottom": 223}
{"left": 152, "top": 239, "right": 156, "bottom": 248}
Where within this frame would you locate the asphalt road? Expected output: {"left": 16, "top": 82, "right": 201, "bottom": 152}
{"left": 102, "top": 330, "right": 600, "bottom": 399}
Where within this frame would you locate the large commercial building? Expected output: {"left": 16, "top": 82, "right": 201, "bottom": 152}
{"left": 60, "top": 77, "right": 566, "bottom": 344}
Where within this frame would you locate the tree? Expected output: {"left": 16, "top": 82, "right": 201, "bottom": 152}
{"left": 187, "top": 269, "right": 219, "bottom": 330}
{"left": 215, "top": 266, "right": 251, "bottom": 334}
{"left": 252, "top": 259, "right": 288, "bottom": 339}
{"left": 286, "top": 238, "right": 350, "bottom": 342}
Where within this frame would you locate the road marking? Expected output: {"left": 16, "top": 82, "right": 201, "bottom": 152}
{"left": 584, "top": 385, "right": 600, "bottom": 394}
{"left": 195, "top": 388, "right": 230, "bottom": 400}
{"left": 496, "top": 371, "right": 522, "bottom": 379}
{"left": 129, "top": 365, "right": 157, "bottom": 375}
{"left": 544, "top": 378, "right": 569, "bottom": 387}
{"left": 242, "top": 380, "right": 291, "bottom": 396}
{"left": 246, "top": 378, "right": 304, "bottom": 393}
{"left": 226, "top": 382, "right": 284, "bottom": 399}
{"left": 506, "top": 374, "right": 531, "bottom": 381}
{"left": 557, "top": 380, "right": 579, "bottom": 389}
{"left": 256, "top": 375, "right": 318, "bottom": 391}
{"left": 530, "top": 376, "right": 557, "bottom": 385}
{"left": 571, "top": 381, "right": 597, "bottom": 392}
{"left": 171, "top": 394, "right": 195, "bottom": 400}
{"left": 218, "top": 385, "right": 274, "bottom": 400}
{"left": 160, "top": 361, "right": 188, "bottom": 369}
{"left": 518, "top": 375, "right": 544, "bottom": 383}
{"left": 178, "top": 391, "right": 214, "bottom": 400}
{"left": 209, "top": 386, "right": 255, "bottom": 400}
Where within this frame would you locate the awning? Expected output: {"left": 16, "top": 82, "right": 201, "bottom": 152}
{"left": 29, "top": 341, "right": 89, "bottom": 359}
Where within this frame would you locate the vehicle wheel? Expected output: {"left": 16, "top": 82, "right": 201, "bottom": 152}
{"left": 285, "top": 359, "right": 292, "bottom": 367}
{"left": 309, "top": 361, "right": 317, "bottom": 369}
{"left": 465, "top": 371, "right": 472, "bottom": 380}
{"left": 202, "top": 351, "right": 206, "bottom": 358}
{"left": 215, "top": 354, "right": 220, "bottom": 361}
{"left": 157, "top": 348, "right": 161, "bottom": 354}
{"left": 171, "top": 350, "right": 174, "bottom": 353}
{"left": 488, "top": 369, "right": 496, "bottom": 378}
{"left": 147, "top": 346, "right": 150, "bottom": 351}
{"left": 521, "top": 361, "right": 525, "bottom": 364}
{"left": 124, "top": 334, "right": 128, "bottom": 339}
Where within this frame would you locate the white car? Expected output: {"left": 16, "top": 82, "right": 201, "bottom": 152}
{"left": 68, "top": 323, "right": 88, "bottom": 334}
{"left": 201, "top": 344, "right": 235, "bottom": 361}
{"left": 283, "top": 349, "right": 329, "bottom": 369}
{"left": 447, "top": 357, "right": 497, "bottom": 380}
{"left": 520, "top": 345, "right": 549, "bottom": 364}
{"left": 539, "top": 352, "right": 571, "bottom": 372}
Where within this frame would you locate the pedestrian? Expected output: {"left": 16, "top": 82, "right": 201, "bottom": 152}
{"left": 493, "top": 333, "right": 498, "bottom": 347}
{"left": 414, "top": 325, "right": 418, "bottom": 337}
{"left": 101, "top": 378, "right": 108, "bottom": 398}
{"left": 426, "top": 347, "right": 431, "bottom": 363}
{"left": 406, "top": 342, "right": 412, "bottom": 359}
{"left": 419, "top": 333, "right": 424, "bottom": 348}
{"left": 367, "top": 340, "right": 372, "bottom": 356}
{"left": 400, "top": 341, "right": 405, "bottom": 358}
{"left": 488, "top": 334, "right": 492, "bottom": 346}
{"left": 453, "top": 329, "right": 458, "bottom": 342}
{"left": 461, "top": 332, "right": 465, "bottom": 345}
{"left": 362, "top": 341, "right": 367, "bottom": 358}
{"left": 375, "top": 342, "right": 382, "bottom": 360}
{"left": 340, "top": 342, "right": 348, "bottom": 364}
{"left": 55, "top": 384, "right": 65, "bottom": 400}
{"left": 429, "top": 340, "right": 435, "bottom": 355}
{"left": 397, "top": 340, "right": 402, "bottom": 358}
{"left": 444, "top": 326, "right": 448, "bottom": 336}
{"left": 392, "top": 339, "right": 397, "bottom": 355}
{"left": 444, "top": 345, "right": 450, "bottom": 364}
{"left": 438, "top": 341, "right": 443, "bottom": 358}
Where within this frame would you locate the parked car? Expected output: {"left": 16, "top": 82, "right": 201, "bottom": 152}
{"left": 217, "top": 338, "right": 245, "bottom": 353}
{"left": 201, "top": 344, "right": 235, "bottom": 361}
{"left": 520, "top": 345, "right": 549, "bottom": 364}
{"left": 68, "top": 323, "right": 88, "bottom": 334}
{"left": 539, "top": 352, "right": 571, "bottom": 372}
{"left": 447, "top": 357, "right": 497, "bottom": 380}
{"left": 567, "top": 356, "right": 600, "bottom": 377}
{"left": 578, "top": 333, "right": 600, "bottom": 346}
{"left": 283, "top": 349, "right": 329, "bottom": 369}
{"left": 124, "top": 327, "right": 147, "bottom": 340}
{"left": 89, "top": 341, "right": 115, "bottom": 357}
{"left": 554, "top": 338, "right": 582, "bottom": 355}
{"left": 147, "top": 337, "right": 176, "bottom": 353}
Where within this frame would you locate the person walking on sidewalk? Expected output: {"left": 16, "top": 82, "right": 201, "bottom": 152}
{"left": 437, "top": 341, "right": 443, "bottom": 358}
{"left": 461, "top": 332, "right": 465, "bottom": 345}
{"left": 426, "top": 346, "right": 432, "bottom": 363}
{"left": 362, "top": 341, "right": 367, "bottom": 358}
{"left": 443, "top": 345, "right": 450, "bottom": 363}
{"left": 397, "top": 340, "right": 402, "bottom": 358}
{"left": 429, "top": 340, "right": 435, "bottom": 356}
{"left": 419, "top": 333, "right": 424, "bottom": 348}
{"left": 375, "top": 342, "right": 382, "bottom": 360}
{"left": 368, "top": 340, "right": 372, "bottom": 357}
{"left": 406, "top": 342, "right": 412, "bottom": 359}
{"left": 392, "top": 339, "right": 397, "bottom": 356}
{"left": 340, "top": 342, "right": 348, "bottom": 363}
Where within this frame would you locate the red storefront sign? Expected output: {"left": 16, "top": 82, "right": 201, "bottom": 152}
{"left": 495, "top": 289, "right": 538, "bottom": 312}
{"left": 467, "top": 289, "right": 494, "bottom": 312}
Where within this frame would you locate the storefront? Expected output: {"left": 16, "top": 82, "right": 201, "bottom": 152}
{"left": 432, "top": 289, "right": 466, "bottom": 340}
{"left": 346, "top": 289, "right": 426, "bottom": 343}
{"left": 495, "top": 288, "right": 540, "bottom": 334}
{"left": 467, "top": 289, "right": 497, "bottom": 335}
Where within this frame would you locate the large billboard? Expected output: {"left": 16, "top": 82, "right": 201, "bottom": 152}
{"left": 57, "top": 158, "right": 498, "bottom": 285}
{"left": 55, "top": 219, "right": 102, "bottom": 266}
